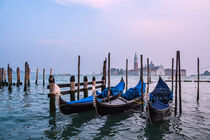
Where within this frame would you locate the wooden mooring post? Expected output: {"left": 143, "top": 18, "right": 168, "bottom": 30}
{"left": 178, "top": 51, "right": 182, "bottom": 114}
{"left": 28, "top": 66, "right": 30, "bottom": 87}
{"left": 48, "top": 75, "right": 56, "bottom": 112}
{"left": 77, "top": 55, "right": 80, "bottom": 100}
{"left": 140, "top": 55, "right": 144, "bottom": 111}
{"left": 43, "top": 68, "right": 45, "bottom": 86}
{"left": 101, "top": 76, "right": 106, "bottom": 92}
{"left": 147, "top": 58, "right": 149, "bottom": 101}
{"left": 197, "top": 57, "right": 200, "bottom": 101}
{"left": 0, "top": 68, "right": 2, "bottom": 87}
{"left": 7, "top": 64, "right": 12, "bottom": 91}
{"left": 101, "top": 59, "right": 107, "bottom": 92}
{"left": 4, "top": 70, "right": 6, "bottom": 86}
{"left": 172, "top": 58, "right": 174, "bottom": 93}
{"left": 50, "top": 68, "right": 52, "bottom": 75}
{"left": 92, "top": 76, "right": 96, "bottom": 87}
{"left": 83, "top": 76, "right": 88, "bottom": 98}
{"left": 174, "top": 53, "right": 178, "bottom": 115}
{"left": 35, "top": 68, "right": 38, "bottom": 85}
{"left": 2, "top": 68, "right": 4, "bottom": 85}
{"left": 70, "top": 76, "right": 75, "bottom": 101}
{"left": 17, "top": 67, "right": 20, "bottom": 87}
{"left": 24, "top": 62, "right": 28, "bottom": 91}
{"left": 126, "top": 59, "right": 128, "bottom": 91}
{"left": 107, "top": 52, "right": 110, "bottom": 102}
{"left": 8, "top": 68, "right": 12, "bottom": 91}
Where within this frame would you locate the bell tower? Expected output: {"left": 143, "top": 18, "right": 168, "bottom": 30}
{"left": 134, "top": 52, "right": 138, "bottom": 71}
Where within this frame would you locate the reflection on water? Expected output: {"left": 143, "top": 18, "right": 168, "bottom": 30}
{"left": 0, "top": 74, "right": 210, "bottom": 139}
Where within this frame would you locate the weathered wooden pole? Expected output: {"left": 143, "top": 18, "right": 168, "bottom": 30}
{"left": 17, "top": 67, "right": 20, "bottom": 87}
{"left": 8, "top": 64, "right": 12, "bottom": 91}
{"left": 4, "top": 70, "right": 6, "bottom": 86}
{"left": 35, "top": 68, "right": 38, "bottom": 85}
{"left": 83, "top": 76, "right": 88, "bottom": 98}
{"left": 43, "top": 68, "right": 45, "bottom": 86}
{"left": 50, "top": 68, "right": 52, "bottom": 75}
{"left": 77, "top": 55, "right": 80, "bottom": 100}
{"left": 24, "top": 62, "right": 28, "bottom": 91}
{"left": 28, "top": 66, "right": 30, "bottom": 87}
{"left": 8, "top": 68, "right": 12, "bottom": 91}
{"left": 7, "top": 64, "right": 10, "bottom": 85}
{"left": 2, "top": 68, "right": 4, "bottom": 85}
{"left": 126, "top": 59, "right": 128, "bottom": 91}
{"left": 140, "top": 55, "right": 144, "bottom": 111}
{"left": 92, "top": 76, "right": 96, "bottom": 87}
{"left": 101, "top": 76, "right": 106, "bottom": 92}
{"left": 107, "top": 52, "right": 110, "bottom": 102}
{"left": 48, "top": 74, "right": 56, "bottom": 112}
{"left": 0, "top": 68, "right": 2, "bottom": 87}
{"left": 70, "top": 76, "right": 75, "bottom": 101}
{"left": 174, "top": 52, "right": 178, "bottom": 114}
{"left": 197, "top": 57, "right": 200, "bottom": 101}
{"left": 178, "top": 51, "right": 182, "bottom": 114}
{"left": 104, "top": 59, "right": 107, "bottom": 86}
{"left": 0, "top": 68, "right": 1, "bottom": 86}
{"left": 147, "top": 58, "right": 149, "bottom": 101}
{"left": 101, "top": 59, "right": 106, "bottom": 92}
{"left": 172, "top": 58, "right": 174, "bottom": 93}
{"left": 1, "top": 68, "right": 3, "bottom": 86}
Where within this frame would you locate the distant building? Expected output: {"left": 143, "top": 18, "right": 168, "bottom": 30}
{"left": 164, "top": 69, "right": 186, "bottom": 76}
{"left": 108, "top": 52, "right": 187, "bottom": 76}
{"left": 111, "top": 68, "right": 124, "bottom": 75}
{"left": 134, "top": 52, "right": 138, "bottom": 71}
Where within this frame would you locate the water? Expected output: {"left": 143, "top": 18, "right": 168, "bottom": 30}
{"left": 0, "top": 74, "right": 210, "bottom": 140}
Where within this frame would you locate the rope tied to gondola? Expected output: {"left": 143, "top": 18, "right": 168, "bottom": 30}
{"left": 133, "top": 99, "right": 148, "bottom": 106}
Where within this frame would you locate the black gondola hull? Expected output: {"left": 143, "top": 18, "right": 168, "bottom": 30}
{"left": 59, "top": 93, "right": 120, "bottom": 115}
{"left": 148, "top": 102, "right": 172, "bottom": 122}
{"left": 95, "top": 97, "right": 142, "bottom": 115}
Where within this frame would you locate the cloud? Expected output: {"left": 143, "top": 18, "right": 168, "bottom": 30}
{"left": 54, "top": 0, "right": 119, "bottom": 9}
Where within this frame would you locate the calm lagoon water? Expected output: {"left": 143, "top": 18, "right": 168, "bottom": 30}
{"left": 0, "top": 74, "right": 210, "bottom": 140}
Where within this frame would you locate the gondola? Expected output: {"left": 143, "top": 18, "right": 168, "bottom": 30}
{"left": 94, "top": 80, "right": 145, "bottom": 115}
{"left": 147, "top": 76, "right": 173, "bottom": 122}
{"left": 58, "top": 78, "right": 125, "bottom": 115}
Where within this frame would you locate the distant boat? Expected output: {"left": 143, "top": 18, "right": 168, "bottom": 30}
{"left": 94, "top": 80, "right": 145, "bottom": 115}
{"left": 58, "top": 78, "right": 125, "bottom": 115}
{"left": 147, "top": 76, "right": 173, "bottom": 122}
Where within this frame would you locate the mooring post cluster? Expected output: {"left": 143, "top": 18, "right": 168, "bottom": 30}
{"left": 47, "top": 55, "right": 107, "bottom": 113}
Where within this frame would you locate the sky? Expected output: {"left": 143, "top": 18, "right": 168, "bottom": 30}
{"left": 0, "top": 0, "right": 210, "bottom": 75}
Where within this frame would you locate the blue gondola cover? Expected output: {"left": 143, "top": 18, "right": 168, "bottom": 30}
{"left": 121, "top": 80, "right": 146, "bottom": 100}
{"left": 149, "top": 77, "right": 173, "bottom": 102}
{"left": 66, "top": 80, "right": 125, "bottom": 104}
